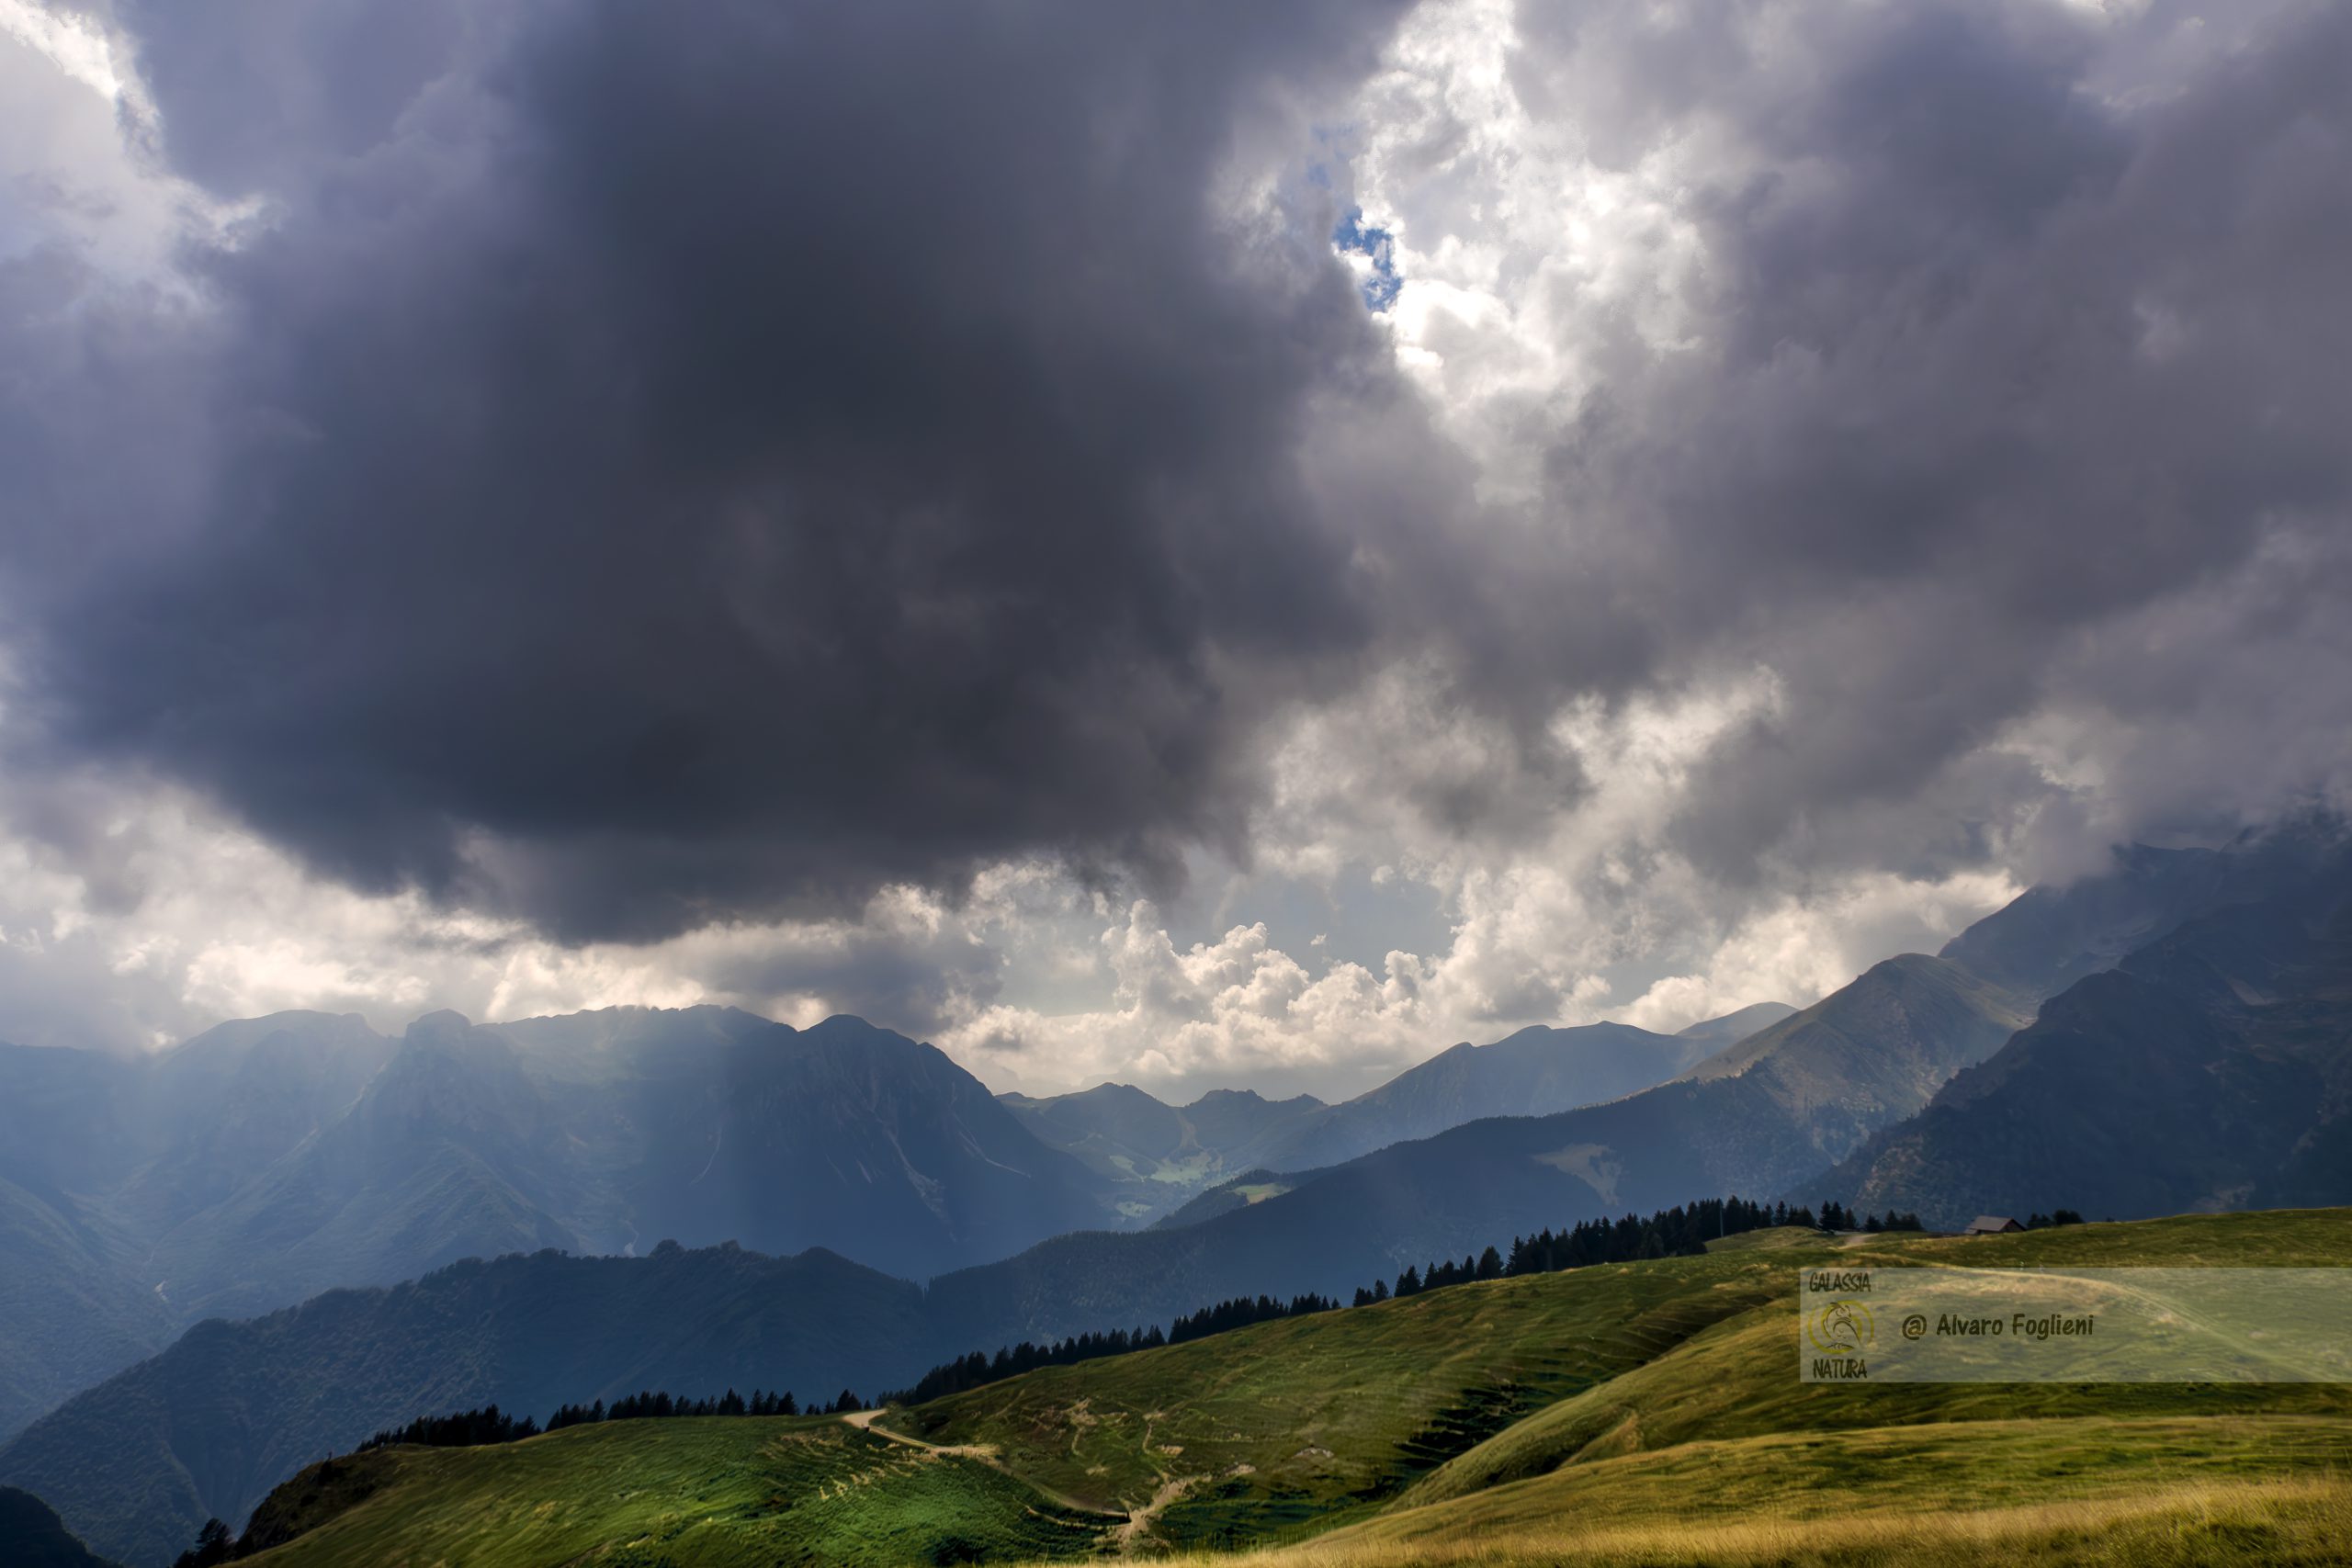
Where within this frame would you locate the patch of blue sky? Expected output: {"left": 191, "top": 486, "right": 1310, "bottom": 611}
{"left": 1331, "top": 205, "right": 1400, "bottom": 312}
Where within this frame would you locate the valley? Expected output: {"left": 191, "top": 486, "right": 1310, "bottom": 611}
{"left": 8, "top": 829, "right": 2352, "bottom": 1566}
{"left": 7, "top": 9, "right": 2346, "bottom": 1564}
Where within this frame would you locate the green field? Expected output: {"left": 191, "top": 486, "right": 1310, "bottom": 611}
{"left": 232, "top": 1416, "right": 1104, "bottom": 1567}
{"left": 238, "top": 1210, "right": 2352, "bottom": 1566}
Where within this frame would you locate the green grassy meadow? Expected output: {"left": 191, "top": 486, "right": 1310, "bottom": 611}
{"left": 238, "top": 1210, "right": 2352, "bottom": 1566}
{"left": 234, "top": 1416, "right": 1104, "bottom": 1567}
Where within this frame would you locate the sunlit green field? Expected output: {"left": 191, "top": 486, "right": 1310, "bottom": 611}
{"left": 235, "top": 1416, "right": 1104, "bottom": 1567}
{"left": 1174, "top": 1480, "right": 2352, "bottom": 1568}
{"left": 240, "top": 1210, "right": 2352, "bottom": 1566}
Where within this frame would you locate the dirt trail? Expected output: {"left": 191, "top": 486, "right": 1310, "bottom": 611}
{"left": 841, "top": 1406, "right": 994, "bottom": 1458}
{"left": 838, "top": 1410, "right": 1122, "bottom": 1522}
{"left": 1114, "top": 1472, "right": 1205, "bottom": 1553}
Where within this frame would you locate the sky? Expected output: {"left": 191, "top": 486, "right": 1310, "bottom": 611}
{"left": 1, "top": 0, "right": 2346, "bottom": 1101}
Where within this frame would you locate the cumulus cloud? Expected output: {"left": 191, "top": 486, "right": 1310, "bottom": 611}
{"left": 0, "top": 750, "right": 1004, "bottom": 1051}
{"left": 944, "top": 900, "right": 1438, "bottom": 1100}
{"left": 1, "top": 0, "right": 2348, "bottom": 1092}
{"left": 1346, "top": 0, "right": 2352, "bottom": 884}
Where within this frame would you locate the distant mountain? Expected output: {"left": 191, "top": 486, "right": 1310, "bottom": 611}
{"left": 926, "top": 957, "right": 2030, "bottom": 1353}
{"left": 0, "top": 925, "right": 2022, "bottom": 1450}
{"left": 0, "top": 1180, "right": 170, "bottom": 1450}
{"left": 1147, "top": 1168, "right": 1300, "bottom": 1231}
{"left": 1242, "top": 1021, "right": 1731, "bottom": 1175}
{"left": 0, "top": 1006, "right": 1110, "bottom": 1439}
{"left": 26, "top": 827, "right": 2343, "bottom": 1566}
{"left": 0, "top": 1013, "right": 390, "bottom": 1439}
{"left": 0, "top": 1486, "right": 119, "bottom": 1568}
{"left": 1000, "top": 1083, "right": 1324, "bottom": 1221}
{"left": 1679, "top": 955, "right": 2032, "bottom": 1163}
{"left": 0, "top": 960, "right": 2029, "bottom": 1568}
{"left": 0, "top": 1244, "right": 936, "bottom": 1568}
{"left": 1932, "top": 824, "right": 2352, "bottom": 1005}
{"left": 110, "top": 1014, "right": 400, "bottom": 1241}
{"left": 1815, "top": 829, "right": 2352, "bottom": 1227}
{"left": 19, "top": 829, "right": 2351, "bottom": 1562}
{"left": 141, "top": 1012, "right": 585, "bottom": 1325}
{"left": 1938, "top": 844, "right": 2233, "bottom": 1001}
{"left": 1004, "top": 1011, "right": 1770, "bottom": 1220}
{"left": 1672, "top": 1000, "right": 1799, "bottom": 1048}
{"left": 0, "top": 1043, "right": 139, "bottom": 1201}
{"left": 615, "top": 1013, "right": 1108, "bottom": 1275}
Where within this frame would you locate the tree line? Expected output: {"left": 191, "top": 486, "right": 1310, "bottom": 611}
{"left": 352, "top": 1385, "right": 866, "bottom": 1455}
{"left": 1808, "top": 1201, "right": 1928, "bottom": 1234}
{"left": 894, "top": 1196, "right": 1797, "bottom": 1404}
{"left": 882, "top": 1292, "right": 1347, "bottom": 1405}
{"left": 547, "top": 1386, "right": 860, "bottom": 1429}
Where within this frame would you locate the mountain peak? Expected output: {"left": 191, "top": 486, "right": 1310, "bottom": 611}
{"left": 799, "top": 1013, "right": 920, "bottom": 1047}
{"left": 160, "top": 1010, "right": 385, "bottom": 1067}
{"left": 1681, "top": 953, "right": 2029, "bottom": 1143}
{"left": 1673, "top": 1001, "right": 1799, "bottom": 1046}
{"left": 405, "top": 1009, "right": 476, "bottom": 1038}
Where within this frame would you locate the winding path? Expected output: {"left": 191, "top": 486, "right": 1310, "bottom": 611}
{"left": 846, "top": 1410, "right": 1176, "bottom": 1541}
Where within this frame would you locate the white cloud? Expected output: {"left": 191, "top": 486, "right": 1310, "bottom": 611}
{"left": 940, "top": 900, "right": 1442, "bottom": 1100}
{"left": 928, "top": 661, "right": 2022, "bottom": 1097}
{"left": 0, "top": 0, "right": 134, "bottom": 105}
{"left": 0, "top": 1, "right": 254, "bottom": 286}
{"left": 1338, "top": 0, "right": 1718, "bottom": 502}
{"left": 1616, "top": 867, "right": 2020, "bottom": 1033}
{"left": 0, "top": 0, "right": 2341, "bottom": 1113}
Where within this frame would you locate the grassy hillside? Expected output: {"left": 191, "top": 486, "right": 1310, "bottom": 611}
{"left": 229, "top": 1209, "right": 2352, "bottom": 1567}
{"left": 224, "top": 1416, "right": 1104, "bottom": 1568}
{"left": 897, "top": 1245, "right": 1781, "bottom": 1543}
{"left": 1397, "top": 1210, "right": 2352, "bottom": 1507}
{"left": 0, "top": 1244, "right": 935, "bottom": 1568}
{"left": 1183, "top": 1478, "right": 2352, "bottom": 1567}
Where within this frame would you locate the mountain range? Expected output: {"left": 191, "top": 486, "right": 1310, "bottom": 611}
{"left": 994, "top": 1083, "right": 1328, "bottom": 1220}
{"left": 9, "top": 822, "right": 2352, "bottom": 1562}
{"left": 1818, "top": 829, "right": 2352, "bottom": 1225}
{"left": 917, "top": 948, "right": 2030, "bottom": 1359}
{"left": 1002, "top": 1005, "right": 1793, "bottom": 1219}
{"left": 0, "top": 1009, "right": 1106, "bottom": 1439}
{"left": 0, "top": 993, "right": 1763, "bottom": 1443}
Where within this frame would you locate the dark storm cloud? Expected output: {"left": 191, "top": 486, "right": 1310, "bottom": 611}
{"left": 1485, "top": 0, "right": 2352, "bottom": 885}
{"left": 7, "top": 0, "right": 2350, "bottom": 965}
{"left": 10, "top": 0, "right": 1422, "bottom": 941}
{"left": 109, "top": 0, "right": 474, "bottom": 195}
